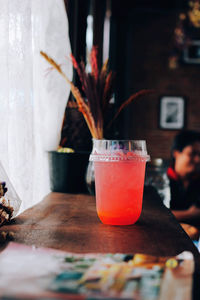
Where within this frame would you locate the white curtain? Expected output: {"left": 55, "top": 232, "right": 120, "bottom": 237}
{"left": 0, "top": 0, "right": 72, "bottom": 212}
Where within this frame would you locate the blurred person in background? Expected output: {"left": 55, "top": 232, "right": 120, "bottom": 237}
{"left": 167, "top": 130, "right": 200, "bottom": 230}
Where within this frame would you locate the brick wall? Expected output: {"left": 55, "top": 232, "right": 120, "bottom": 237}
{"left": 125, "top": 12, "right": 200, "bottom": 160}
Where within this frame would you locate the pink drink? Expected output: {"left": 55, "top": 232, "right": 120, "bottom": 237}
{"left": 90, "top": 140, "right": 150, "bottom": 226}
{"left": 94, "top": 153, "right": 146, "bottom": 225}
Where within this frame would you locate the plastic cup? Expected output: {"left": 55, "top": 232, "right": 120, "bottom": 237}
{"left": 89, "top": 140, "right": 150, "bottom": 225}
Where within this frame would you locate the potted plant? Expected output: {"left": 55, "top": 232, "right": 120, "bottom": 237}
{"left": 41, "top": 47, "right": 153, "bottom": 194}
{"left": 48, "top": 100, "right": 92, "bottom": 194}
{"left": 48, "top": 148, "right": 90, "bottom": 194}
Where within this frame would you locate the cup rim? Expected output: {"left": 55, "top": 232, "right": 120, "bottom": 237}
{"left": 90, "top": 139, "right": 150, "bottom": 162}
{"left": 92, "top": 139, "right": 146, "bottom": 142}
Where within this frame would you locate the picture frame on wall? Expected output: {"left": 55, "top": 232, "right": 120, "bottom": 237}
{"left": 183, "top": 40, "right": 200, "bottom": 64}
{"left": 159, "top": 96, "right": 185, "bottom": 130}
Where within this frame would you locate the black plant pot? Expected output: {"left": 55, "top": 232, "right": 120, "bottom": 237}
{"left": 48, "top": 151, "right": 90, "bottom": 194}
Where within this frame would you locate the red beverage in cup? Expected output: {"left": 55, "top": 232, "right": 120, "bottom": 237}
{"left": 90, "top": 140, "right": 150, "bottom": 225}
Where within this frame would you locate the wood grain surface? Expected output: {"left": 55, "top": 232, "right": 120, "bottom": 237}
{"left": 0, "top": 188, "right": 199, "bottom": 260}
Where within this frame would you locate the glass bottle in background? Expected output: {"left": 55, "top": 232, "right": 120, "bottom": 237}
{"left": 145, "top": 158, "right": 170, "bottom": 208}
{"left": 86, "top": 161, "right": 95, "bottom": 195}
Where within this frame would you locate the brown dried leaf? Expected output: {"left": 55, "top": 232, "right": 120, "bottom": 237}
{"left": 107, "top": 89, "right": 154, "bottom": 128}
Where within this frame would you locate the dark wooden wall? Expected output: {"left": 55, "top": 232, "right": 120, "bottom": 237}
{"left": 64, "top": 0, "right": 200, "bottom": 159}
{"left": 110, "top": 1, "right": 200, "bottom": 160}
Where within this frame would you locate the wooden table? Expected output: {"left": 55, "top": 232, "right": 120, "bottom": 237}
{"left": 0, "top": 188, "right": 200, "bottom": 299}
{"left": 0, "top": 189, "right": 199, "bottom": 257}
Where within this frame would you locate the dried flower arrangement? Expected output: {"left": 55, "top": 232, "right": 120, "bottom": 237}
{"left": 169, "top": 0, "right": 200, "bottom": 69}
{"left": 40, "top": 46, "right": 153, "bottom": 140}
{"left": 0, "top": 182, "right": 14, "bottom": 227}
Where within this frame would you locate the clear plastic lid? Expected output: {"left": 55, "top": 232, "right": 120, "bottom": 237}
{"left": 89, "top": 139, "right": 150, "bottom": 162}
